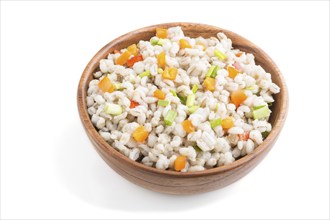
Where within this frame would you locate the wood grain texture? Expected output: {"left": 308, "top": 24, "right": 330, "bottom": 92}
{"left": 77, "top": 22, "right": 288, "bottom": 195}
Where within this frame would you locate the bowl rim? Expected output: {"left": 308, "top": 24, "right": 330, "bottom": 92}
{"left": 77, "top": 22, "right": 288, "bottom": 177}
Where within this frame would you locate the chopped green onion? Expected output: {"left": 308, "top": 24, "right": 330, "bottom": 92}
{"left": 214, "top": 50, "right": 227, "bottom": 60}
{"left": 210, "top": 66, "right": 219, "bottom": 78}
{"left": 206, "top": 65, "right": 216, "bottom": 77}
{"left": 114, "top": 83, "right": 123, "bottom": 90}
{"left": 170, "top": 90, "right": 177, "bottom": 96}
{"left": 268, "top": 102, "right": 273, "bottom": 107}
{"left": 157, "top": 39, "right": 164, "bottom": 46}
{"left": 252, "top": 105, "right": 271, "bottom": 119}
{"left": 164, "top": 110, "right": 177, "bottom": 126}
{"left": 206, "top": 65, "right": 219, "bottom": 78}
{"left": 193, "top": 145, "right": 202, "bottom": 153}
{"left": 157, "top": 100, "right": 169, "bottom": 107}
{"left": 188, "top": 105, "right": 199, "bottom": 114}
{"left": 253, "top": 105, "right": 267, "bottom": 110}
{"left": 139, "top": 70, "right": 150, "bottom": 78}
{"left": 210, "top": 118, "right": 222, "bottom": 129}
{"left": 192, "top": 84, "right": 198, "bottom": 94}
{"left": 177, "top": 93, "right": 187, "bottom": 105}
{"left": 104, "top": 103, "right": 122, "bottom": 115}
{"left": 150, "top": 37, "right": 159, "bottom": 45}
{"left": 157, "top": 68, "right": 163, "bottom": 74}
{"left": 245, "top": 86, "right": 255, "bottom": 90}
{"left": 215, "top": 103, "right": 219, "bottom": 112}
{"left": 262, "top": 131, "right": 270, "bottom": 139}
{"left": 186, "top": 94, "right": 195, "bottom": 107}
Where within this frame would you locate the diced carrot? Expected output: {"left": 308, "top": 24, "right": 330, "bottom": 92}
{"left": 230, "top": 89, "right": 247, "bottom": 107}
{"left": 221, "top": 117, "right": 234, "bottom": 130}
{"left": 153, "top": 89, "right": 166, "bottom": 100}
{"left": 195, "top": 42, "right": 206, "bottom": 50}
{"left": 132, "top": 126, "right": 148, "bottom": 143}
{"left": 162, "top": 67, "right": 177, "bottom": 80}
{"left": 182, "top": 120, "right": 195, "bottom": 133}
{"left": 115, "top": 51, "right": 131, "bottom": 66}
{"left": 235, "top": 52, "right": 243, "bottom": 57}
{"left": 174, "top": 156, "right": 187, "bottom": 171}
{"left": 127, "top": 54, "right": 143, "bottom": 67}
{"left": 227, "top": 66, "right": 240, "bottom": 79}
{"left": 127, "top": 44, "right": 138, "bottom": 56}
{"left": 238, "top": 131, "right": 250, "bottom": 141}
{"left": 156, "top": 28, "right": 168, "bottom": 39}
{"left": 203, "top": 77, "right": 216, "bottom": 92}
{"left": 129, "top": 100, "right": 139, "bottom": 108}
{"left": 98, "top": 76, "right": 115, "bottom": 93}
{"left": 179, "top": 39, "right": 192, "bottom": 49}
{"left": 157, "top": 52, "right": 166, "bottom": 69}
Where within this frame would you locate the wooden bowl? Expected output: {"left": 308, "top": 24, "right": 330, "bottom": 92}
{"left": 77, "top": 22, "right": 288, "bottom": 195}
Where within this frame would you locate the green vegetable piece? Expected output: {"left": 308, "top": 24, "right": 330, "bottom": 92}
{"left": 252, "top": 105, "right": 271, "bottom": 119}
{"left": 157, "top": 68, "right": 164, "bottom": 74}
{"left": 206, "top": 65, "right": 216, "bottom": 77}
{"left": 214, "top": 50, "right": 227, "bottom": 60}
{"left": 210, "top": 118, "right": 222, "bottom": 129}
{"left": 177, "top": 93, "right": 187, "bottom": 105}
{"left": 215, "top": 103, "right": 219, "bottom": 112}
{"left": 114, "top": 83, "right": 124, "bottom": 90}
{"left": 150, "top": 37, "right": 159, "bottom": 45}
{"left": 253, "top": 105, "right": 267, "bottom": 110}
{"left": 245, "top": 86, "right": 255, "bottom": 90}
{"left": 157, "top": 100, "right": 169, "bottom": 107}
{"left": 157, "top": 39, "right": 164, "bottom": 46}
{"left": 186, "top": 94, "right": 195, "bottom": 107}
{"left": 193, "top": 145, "right": 202, "bottom": 153}
{"left": 164, "top": 110, "right": 177, "bottom": 126}
{"left": 170, "top": 90, "right": 177, "bottom": 97}
{"left": 104, "top": 103, "right": 122, "bottom": 115}
{"left": 262, "top": 131, "right": 270, "bottom": 139}
{"left": 210, "top": 66, "right": 219, "bottom": 78}
{"left": 188, "top": 105, "right": 199, "bottom": 114}
{"left": 139, "top": 70, "right": 150, "bottom": 78}
{"left": 192, "top": 84, "right": 198, "bottom": 94}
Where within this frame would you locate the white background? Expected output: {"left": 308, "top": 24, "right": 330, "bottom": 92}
{"left": 1, "top": 1, "right": 329, "bottom": 219}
